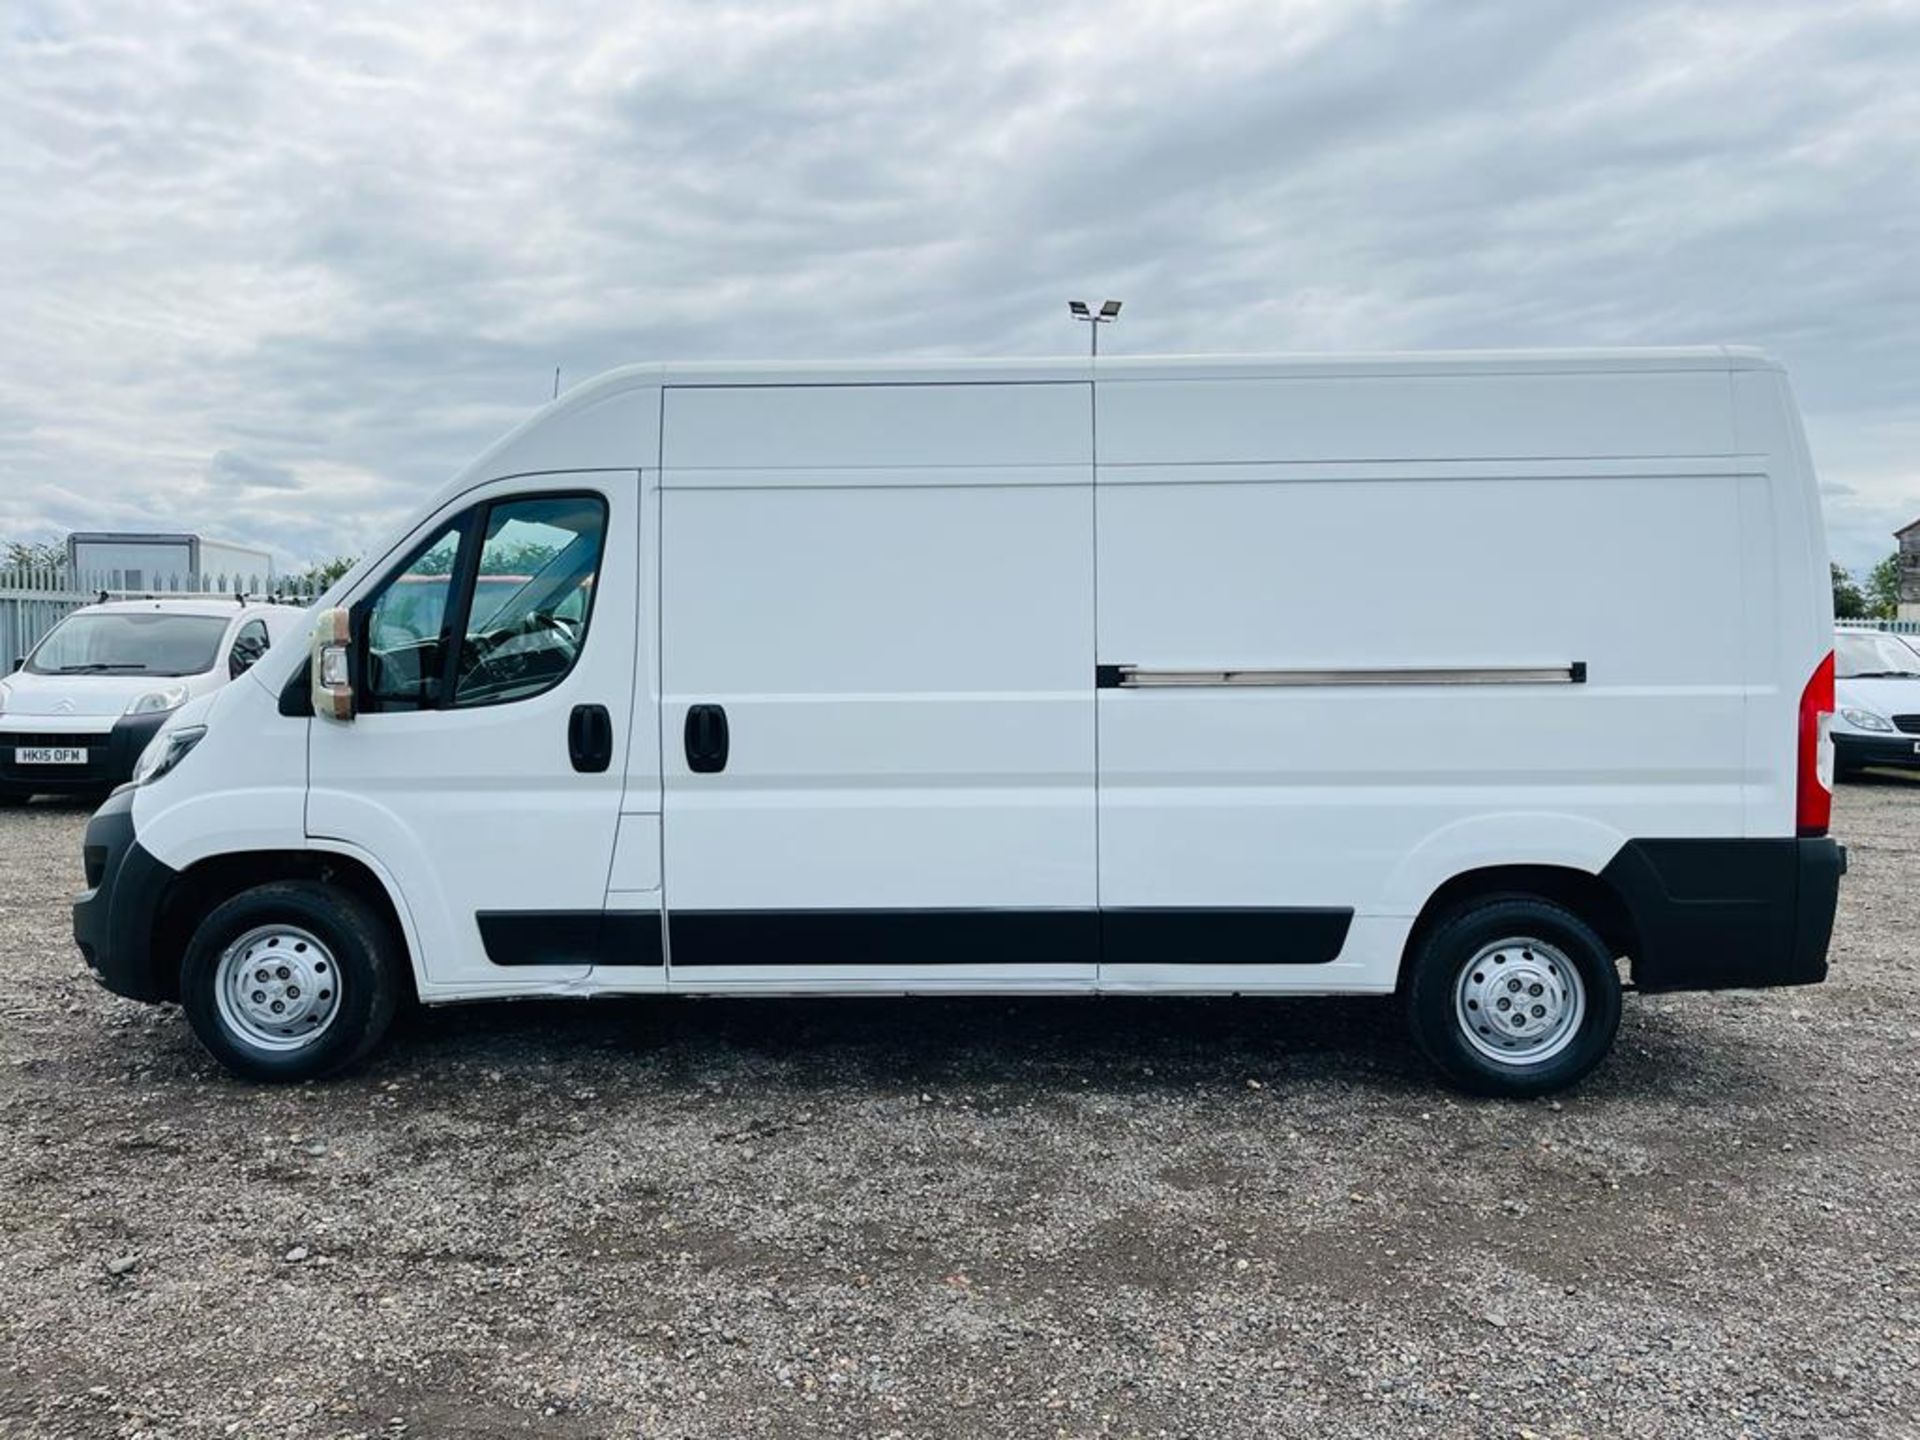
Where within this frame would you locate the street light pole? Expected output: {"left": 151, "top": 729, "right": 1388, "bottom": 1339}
{"left": 1068, "top": 299, "right": 1123, "bottom": 357}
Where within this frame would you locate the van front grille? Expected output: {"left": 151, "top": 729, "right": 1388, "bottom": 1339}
{"left": 1894, "top": 715, "right": 1920, "bottom": 735}
{"left": 3, "top": 732, "right": 107, "bottom": 750}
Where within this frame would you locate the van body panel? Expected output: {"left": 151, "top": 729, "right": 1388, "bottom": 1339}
{"left": 1091, "top": 440, "right": 1754, "bottom": 987}
{"left": 1094, "top": 369, "right": 1734, "bottom": 466}
{"left": 1730, "top": 368, "right": 1834, "bottom": 837}
{"left": 127, "top": 679, "right": 308, "bottom": 870}
{"left": 657, "top": 381, "right": 1098, "bottom": 985}
{"left": 662, "top": 381, "right": 1090, "bottom": 470}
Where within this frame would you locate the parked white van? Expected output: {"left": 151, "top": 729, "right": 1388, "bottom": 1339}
{"left": 3, "top": 597, "right": 306, "bottom": 801}
{"left": 72, "top": 349, "right": 1844, "bottom": 1095}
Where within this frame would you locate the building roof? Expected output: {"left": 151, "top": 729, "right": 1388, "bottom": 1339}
{"left": 1898, "top": 516, "right": 1920, "bottom": 540}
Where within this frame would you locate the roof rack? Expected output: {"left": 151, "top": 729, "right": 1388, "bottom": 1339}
{"left": 92, "top": 589, "right": 309, "bottom": 606}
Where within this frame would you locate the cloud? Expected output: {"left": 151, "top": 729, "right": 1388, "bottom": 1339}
{"left": 205, "top": 449, "right": 299, "bottom": 492}
{"left": 0, "top": 0, "right": 1916, "bottom": 574}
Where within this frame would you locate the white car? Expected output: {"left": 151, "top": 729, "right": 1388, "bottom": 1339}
{"left": 1, "top": 597, "right": 306, "bottom": 801}
{"left": 1832, "top": 628, "right": 1920, "bottom": 778}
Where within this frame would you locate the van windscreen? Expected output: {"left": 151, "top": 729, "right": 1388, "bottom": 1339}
{"left": 27, "top": 613, "right": 231, "bottom": 676}
{"left": 1836, "top": 632, "right": 1920, "bottom": 679}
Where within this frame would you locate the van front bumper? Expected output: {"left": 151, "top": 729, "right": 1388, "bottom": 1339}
{"left": 1602, "top": 837, "right": 1846, "bottom": 993}
{"left": 71, "top": 785, "right": 179, "bottom": 1003}
{"left": 1834, "top": 732, "right": 1920, "bottom": 773}
{"left": 0, "top": 712, "right": 169, "bottom": 795}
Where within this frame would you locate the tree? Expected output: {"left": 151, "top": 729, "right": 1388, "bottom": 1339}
{"left": 295, "top": 555, "right": 358, "bottom": 592}
{"left": 1832, "top": 562, "right": 1868, "bottom": 620}
{"left": 2, "top": 540, "right": 65, "bottom": 572}
{"left": 1867, "top": 553, "right": 1903, "bottom": 619}
{"left": 480, "top": 540, "right": 558, "bottom": 576}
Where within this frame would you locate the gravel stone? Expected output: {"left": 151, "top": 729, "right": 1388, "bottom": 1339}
{"left": 2, "top": 781, "right": 1918, "bottom": 1436}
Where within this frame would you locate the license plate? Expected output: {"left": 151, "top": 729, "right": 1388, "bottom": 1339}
{"left": 14, "top": 746, "right": 87, "bottom": 765}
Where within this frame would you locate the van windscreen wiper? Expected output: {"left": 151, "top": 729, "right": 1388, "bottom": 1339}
{"left": 55, "top": 662, "right": 148, "bottom": 672}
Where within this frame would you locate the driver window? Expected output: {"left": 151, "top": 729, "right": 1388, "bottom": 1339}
{"left": 451, "top": 494, "right": 606, "bottom": 708}
{"left": 362, "top": 523, "right": 464, "bottom": 711}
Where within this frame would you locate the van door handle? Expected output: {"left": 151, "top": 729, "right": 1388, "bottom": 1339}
{"left": 685, "top": 703, "right": 729, "bottom": 773}
{"left": 569, "top": 703, "right": 612, "bottom": 773}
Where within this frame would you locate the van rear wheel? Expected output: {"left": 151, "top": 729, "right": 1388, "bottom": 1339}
{"left": 180, "top": 880, "right": 400, "bottom": 1082}
{"left": 1404, "top": 896, "right": 1621, "bottom": 1097}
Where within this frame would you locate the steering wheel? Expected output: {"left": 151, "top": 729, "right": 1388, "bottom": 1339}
{"left": 458, "top": 611, "right": 578, "bottom": 695}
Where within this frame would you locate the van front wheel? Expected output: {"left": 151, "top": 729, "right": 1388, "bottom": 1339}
{"left": 1404, "top": 896, "right": 1622, "bottom": 1097}
{"left": 180, "top": 880, "right": 401, "bottom": 1082}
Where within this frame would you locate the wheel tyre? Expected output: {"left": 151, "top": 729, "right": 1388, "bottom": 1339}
{"left": 1404, "top": 896, "right": 1622, "bottom": 1098}
{"left": 180, "top": 880, "right": 401, "bottom": 1082}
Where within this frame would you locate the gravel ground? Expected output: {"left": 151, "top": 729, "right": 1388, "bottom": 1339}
{"left": 2, "top": 783, "right": 1917, "bottom": 1439}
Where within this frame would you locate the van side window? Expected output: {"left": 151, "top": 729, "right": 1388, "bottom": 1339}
{"left": 451, "top": 495, "right": 607, "bottom": 708}
{"left": 228, "top": 619, "right": 270, "bottom": 678}
{"left": 362, "top": 524, "right": 465, "bottom": 711}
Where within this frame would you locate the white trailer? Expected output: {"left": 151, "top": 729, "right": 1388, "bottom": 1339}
{"left": 72, "top": 348, "right": 1844, "bottom": 1094}
{"left": 67, "top": 532, "right": 274, "bottom": 589}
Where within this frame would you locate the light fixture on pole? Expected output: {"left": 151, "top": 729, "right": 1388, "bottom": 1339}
{"left": 1068, "top": 299, "right": 1122, "bottom": 357}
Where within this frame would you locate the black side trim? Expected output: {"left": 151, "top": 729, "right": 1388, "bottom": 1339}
{"left": 477, "top": 910, "right": 663, "bottom": 967}
{"left": 1601, "top": 837, "right": 1844, "bottom": 992}
{"left": 1095, "top": 664, "right": 1127, "bottom": 690}
{"left": 665, "top": 908, "right": 1354, "bottom": 968}
{"left": 1102, "top": 907, "right": 1351, "bottom": 966}
{"left": 670, "top": 910, "right": 1100, "bottom": 967}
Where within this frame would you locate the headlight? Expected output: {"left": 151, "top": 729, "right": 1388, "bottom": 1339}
{"left": 125, "top": 684, "right": 190, "bottom": 717}
{"left": 132, "top": 724, "right": 206, "bottom": 786}
{"left": 0, "top": 681, "right": 9, "bottom": 716}
{"left": 1841, "top": 707, "right": 1895, "bottom": 733}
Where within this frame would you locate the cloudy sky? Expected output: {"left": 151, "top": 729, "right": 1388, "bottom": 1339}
{"left": 2, "top": 0, "right": 1917, "bottom": 575}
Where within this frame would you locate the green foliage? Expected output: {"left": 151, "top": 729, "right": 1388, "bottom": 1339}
{"left": 1866, "top": 553, "right": 1903, "bottom": 619}
{"left": 479, "top": 540, "right": 558, "bottom": 576}
{"left": 1832, "top": 562, "right": 1868, "bottom": 620}
{"left": 2, "top": 540, "right": 65, "bottom": 572}
{"left": 297, "top": 555, "right": 359, "bottom": 590}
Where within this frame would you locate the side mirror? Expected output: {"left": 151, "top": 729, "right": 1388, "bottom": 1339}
{"left": 310, "top": 607, "right": 355, "bottom": 721}
{"left": 10, "top": 657, "right": 20, "bottom": 672}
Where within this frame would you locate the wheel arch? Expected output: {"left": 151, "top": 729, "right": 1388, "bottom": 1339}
{"left": 152, "top": 847, "right": 419, "bottom": 1004}
{"left": 1396, "top": 863, "right": 1640, "bottom": 992}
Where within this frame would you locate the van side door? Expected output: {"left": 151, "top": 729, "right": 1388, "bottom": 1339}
{"left": 657, "top": 381, "right": 1098, "bottom": 987}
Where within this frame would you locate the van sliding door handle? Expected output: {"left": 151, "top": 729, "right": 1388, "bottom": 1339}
{"left": 685, "top": 704, "right": 729, "bottom": 773}
{"left": 568, "top": 704, "right": 612, "bottom": 773}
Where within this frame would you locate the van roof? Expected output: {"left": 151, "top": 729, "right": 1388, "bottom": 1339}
{"left": 557, "top": 345, "right": 1780, "bottom": 397}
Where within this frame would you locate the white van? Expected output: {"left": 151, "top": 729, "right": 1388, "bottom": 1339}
{"left": 3, "top": 597, "right": 306, "bottom": 801}
{"left": 71, "top": 349, "right": 1844, "bottom": 1095}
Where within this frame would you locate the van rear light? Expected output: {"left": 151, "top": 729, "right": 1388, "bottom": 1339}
{"left": 1797, "top": 650, "right": 1834, "bottom": 837}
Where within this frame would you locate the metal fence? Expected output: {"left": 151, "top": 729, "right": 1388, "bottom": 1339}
{"left": 1838, "top": 618, "right": 1920, "bottom": 635}
{"left": 0, "top": 568, "right": 321, "bottom": 665}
